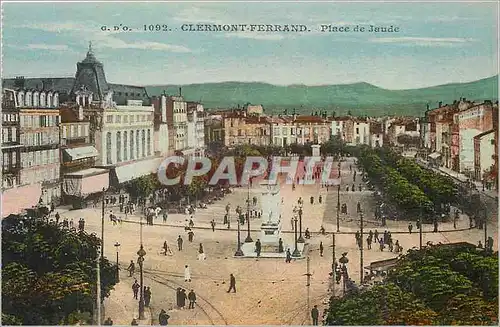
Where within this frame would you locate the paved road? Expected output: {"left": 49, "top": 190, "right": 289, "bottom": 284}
{"left": 57, "top": 156, "right": 497, "bottom": 325}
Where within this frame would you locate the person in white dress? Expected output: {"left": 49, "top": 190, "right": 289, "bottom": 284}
{"left": 184, "top": 265, "right": 191, "bottom": 282}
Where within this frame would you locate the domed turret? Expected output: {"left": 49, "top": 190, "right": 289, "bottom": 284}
{"left": 70, "top": 42, "right": 109, "bottom": 102}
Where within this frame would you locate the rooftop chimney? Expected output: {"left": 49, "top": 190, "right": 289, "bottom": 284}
{"left": 179, "top": 87, "right": 182, "bottom": 97}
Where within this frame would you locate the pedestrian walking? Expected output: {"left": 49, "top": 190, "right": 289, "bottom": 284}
{"left": 180, "top": 289, "right": 187, "bottom": 309}
{"left": 310, "top": 196, "right": 314, "bottom": 205}
{"left": 184, "top": 265, "right": 191, "bottom": 282}
{"left": 145, "top": 287, "right": 151, "bottom": 307}
{"left": 408, "top": 223, "right": 413, "bottom": 234}
{"left": 188, "top": 230, "right": 195, "bottom": 242}
{"left": 367, "top": 236, "right": 372, "bottom": 250}
{"left": 285, "top": 248, "right": 292, "bottom": 263}
{"left": 227, "top": 274, "right": 236, "bottom": 293}
{"left": 379, "top": 238, "right": 384, "bottom": 251}
{"left": 278, "top": 238, "right": 284, "bottom": 253}
{"left": 176, "top": 288, "right": 182, "bottom": 308}
{"left": 198, "top": 243, "right": 206, "bottom": 260}
{"left": 103, "top": 317, "right": 113, "bottom": 325}
{"left": 319, "top": 241, "right": 324, "bottom": 257}
{"left": 55, "top": 212, "right": 60, "bottom": 224}
{"left": 255, "top": 239, "right": 262, "bottom": 257}
{"left": 127, "top": 260, "right": 135, "bottom": 277}
{"left": 163, "top": 241, "right": 170, "bottom": 256}
{"left": 132, "top": 280, "right": 139, "bottom": 299}
{"left": 311, "top": 305, "right": 319, "bottom": 325}
{"left": 211, "top": 219, "right": 216, "bottom": 232}
{"left": 188, "top": 290, "right": 196, "bottom": 309}
{"left": 177, "top": 235, "right": 183, "bottom": 251}
{"left": 158, "top": 309, "right": 170, "bottom": 325}
{"left": 319, "top": 195, "right": 322, "bottom": 204}
{"left": 163, "top": 211, "right": 168, "bottom": 223}
{"left": 433, "top": 220, "right": 439, "bottom": 233}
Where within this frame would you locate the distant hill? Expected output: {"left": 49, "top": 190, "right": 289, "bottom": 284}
{"left": 146, "top": 75, "right": 498, "bottom": 116}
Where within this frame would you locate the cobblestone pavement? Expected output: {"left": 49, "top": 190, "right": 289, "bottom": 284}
{"left": 60, "top": 157, "right": 498, "bottom": 325}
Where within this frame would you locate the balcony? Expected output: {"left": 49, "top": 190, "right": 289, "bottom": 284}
{"left": 22, "top": 143, "right": 59, "bottom": 152}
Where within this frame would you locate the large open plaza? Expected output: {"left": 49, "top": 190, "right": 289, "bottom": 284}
{"left": 56, "top": 157, "right": 498, "bottom": 325}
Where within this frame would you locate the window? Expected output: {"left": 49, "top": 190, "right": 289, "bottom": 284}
{"left": 141, "top": 130, "right": 146, "bottom": 157}
{"left": 116, "top": 116, "right": 122, "bottom": 124}
{"left": 125, "top": 93, "right": 129, "bottom": 96}
{"left": 238, "top": 129, "right": 242, "bottom": 136}
{"left": 130, "top": 131, "right": 134, "bottom": 159}
{"left": 147, "top": 130, "right": 151, "bottom": 156}
{"left": 356, "top": 128, "right": 359, "bottom": 134}
{"left": 136, "top": 130, "right": 140, "bottom": 158}
{"left": 107, "top": 115, "right": 113, "bottom": 123}
{"left": 123, "top": 131, "right": 128, "bottom": 161}
{"left": 106, "top": 132, "right": 112, "bottom": 164}
{"left": 116, "top": 132, "right": 122, "bottom": 162}
{"left": 124, "top": 116, "right": 128, "bottom": 123}
{"left": 130, "top": 115, "right": 134, "bottom": 123}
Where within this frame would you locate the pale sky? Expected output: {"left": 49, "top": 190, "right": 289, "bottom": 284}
{"left": 1, "top": 1, "right": 498, "bottom": 89}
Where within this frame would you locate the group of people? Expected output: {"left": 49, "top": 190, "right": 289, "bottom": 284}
{"left": 130, "top": 280, "right": 152, "bottom": 306}
{"left": 176, "top": 288, "right": 197, "bottom": 310}
{"left": 359, "top": 229, "right": 403, "bottom": 253}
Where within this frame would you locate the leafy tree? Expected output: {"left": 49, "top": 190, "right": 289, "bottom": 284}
{"left": 324, "top": 244, "right": 498, "bottom": 326}
{"left": 124, "top": 173, "right": 160, "bottom": 200}
{"left": 2, "top": 215, "right": 118, "bottom": 325}
{"left": 324, "top": 283, "right": 436, "bottom": 325}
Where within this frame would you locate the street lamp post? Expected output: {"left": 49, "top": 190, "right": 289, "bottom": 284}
{"left": 114, "top": 242, "right": 120, "bottom": 282}
{"left": 339, "top": 253, "right": 349, "bottom": 295}
{"left": 245, "top": 177, "right": 253, "bottom": 243}
{"left": 101, "top": 187, "right": 106, "bottom": 261}
{"left": 297, "top": 204, "right": 305, "bottom": 243}
{"left": 419, "top": 210, "right": 423, "bottom": 250}
{"left": 336, "top": 184, "right": 340, "bottom": 232}
{"left": 359, "top": 210, "right": 364, "bottom": 285}
{"left": 235, "top": 211, "right": 244, "bottom": 256}
{"left": 137, "top": 245, "right": 146, "bottom": 320}
{"left": 292, "top": 215, "right": 301, "bottom": 257}
{"left": 226, "top": 205, "right": 231, "bottom": 230}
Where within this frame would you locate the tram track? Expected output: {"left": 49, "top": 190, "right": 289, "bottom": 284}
{"left": 143, "top": 269, "right": 228, "bottom": 325}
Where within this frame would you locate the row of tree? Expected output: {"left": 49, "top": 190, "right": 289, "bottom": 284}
{"left": 2, "top": 214, "right": 118, "bottom": 325}
{"left": 353, "top": 145, "right": 435, "bottom": 217}
{"left": 324, "top": 243, "right": 498, "bottom": 325}
{"left": 377, "top": 147, "right": 459, "bottom": 211}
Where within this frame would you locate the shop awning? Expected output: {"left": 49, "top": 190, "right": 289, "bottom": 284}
{"left": 428, "top": 152, "right": 442, "bottom": 160}
{"left": 2, "top": 183, "right": 42, "bottom": 217}
{"left": 64, "top": 146, "right": 99, "bottom": 161}
{"left": 63, "top": 168, "right": 109, "bottom": 196}
{"left": 113, "top": 157, "right": 163, "bottom": 184}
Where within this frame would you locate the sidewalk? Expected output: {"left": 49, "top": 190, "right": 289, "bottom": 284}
{"left": 104, "top": 271, "right": 152, "bottom": 326}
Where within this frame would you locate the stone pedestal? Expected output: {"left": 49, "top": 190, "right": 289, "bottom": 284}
{"left": 312, "top": 144, "right": 321, "bottom": 157}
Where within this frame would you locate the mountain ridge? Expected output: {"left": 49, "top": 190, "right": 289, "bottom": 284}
{"left": 146, "top": 75, "right": 498, "bottom": 116}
